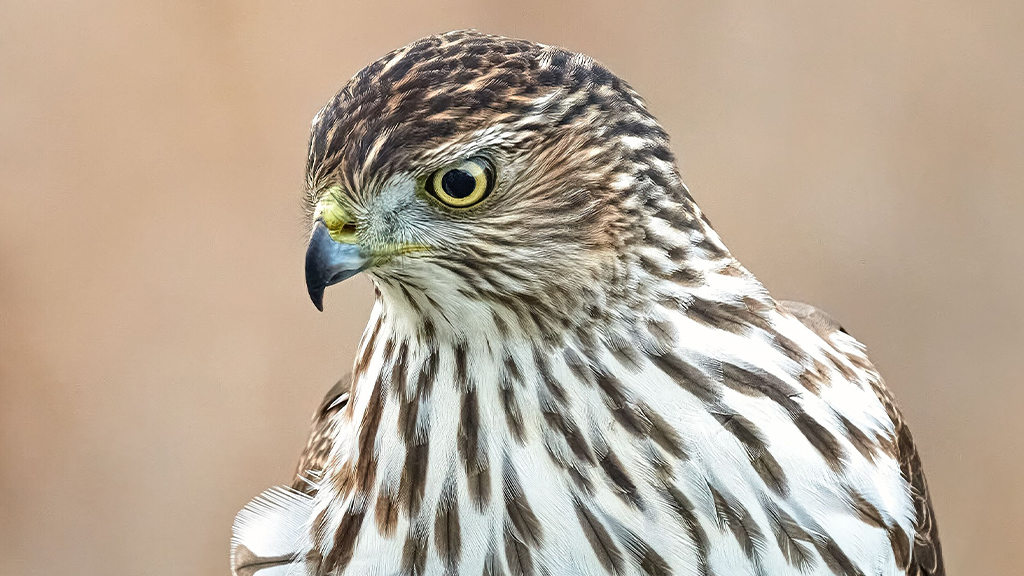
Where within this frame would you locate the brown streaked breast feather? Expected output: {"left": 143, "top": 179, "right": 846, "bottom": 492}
{"left": 780, "top": 301, "right": 945, "bottom": 575}
{"left": 292, "top": 375, "right": 351, "bottom": 494}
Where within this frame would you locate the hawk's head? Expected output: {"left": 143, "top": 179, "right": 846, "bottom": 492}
{"left": 305, "top": 31, "right": 707, "bottom": 334}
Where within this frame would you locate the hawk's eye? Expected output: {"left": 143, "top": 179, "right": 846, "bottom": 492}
{"left": 426, "top": 158, "right": 494, "bottom": 208}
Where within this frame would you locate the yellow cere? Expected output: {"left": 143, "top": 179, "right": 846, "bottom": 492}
{"left": 313, "top": 191, "right": 358, "bottom": 244}
{"left": 313, "top": 188, "right": 431, "bottom": 259}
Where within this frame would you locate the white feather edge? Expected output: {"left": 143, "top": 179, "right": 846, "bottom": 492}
{"left": 230, "top": 485, "right": 314, "bottom": 575}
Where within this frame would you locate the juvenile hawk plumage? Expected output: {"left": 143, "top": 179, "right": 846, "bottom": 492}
{"left": 232, "top": 31, "right": 943, "bottom": 576}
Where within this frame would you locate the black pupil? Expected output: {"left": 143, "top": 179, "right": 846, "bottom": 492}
{"left": 441, "top": 169, "right": 477, "bottom": 199}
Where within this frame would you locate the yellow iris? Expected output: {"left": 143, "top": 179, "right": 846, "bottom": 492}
{"left": 428, "top": 158, "right": 493, "bottom": 208}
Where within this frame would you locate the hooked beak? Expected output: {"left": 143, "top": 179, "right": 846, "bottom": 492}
{"left": 305, "top": 220, "right": 368, "bottom": 311}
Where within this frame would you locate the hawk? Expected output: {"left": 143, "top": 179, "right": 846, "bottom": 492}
{"left": 231, "top": 31, "right": 943, "bottom": 576}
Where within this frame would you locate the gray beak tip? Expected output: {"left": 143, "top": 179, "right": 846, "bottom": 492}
{"left": 304, "top": 221, "right": 367, "bottom": 311}
{"left": 309, "top": 288, "right": 326, "bottom": 312}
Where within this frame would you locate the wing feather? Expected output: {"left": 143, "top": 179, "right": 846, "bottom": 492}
{"left": 231, "top": 376, "right": 351, "bottom": 576}
{"left": 292, "top": 375, "right": 351, "bottom": 494}
{"left": 779, "top": 301, "right": 944, "bottom": 576}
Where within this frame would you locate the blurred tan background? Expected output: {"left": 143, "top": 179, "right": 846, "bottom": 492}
{"left": 2, "top": 1, "right": 1021, "bottom": 574}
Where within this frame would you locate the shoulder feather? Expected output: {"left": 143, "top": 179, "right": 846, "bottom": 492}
{"left": 779, "top": 300, "right": 945, "bottom": 576}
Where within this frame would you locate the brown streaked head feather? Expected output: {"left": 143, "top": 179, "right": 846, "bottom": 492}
{"left": 303, "top": 30, "right": 701, "bottom": 334}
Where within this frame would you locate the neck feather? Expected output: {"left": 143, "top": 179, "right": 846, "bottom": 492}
{"left": 306, "top": 210, "right": 797, "bottom": 574}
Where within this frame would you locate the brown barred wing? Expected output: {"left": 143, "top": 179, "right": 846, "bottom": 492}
{"left": 869, "top": 375, "right": 945, "bottom": 576}
{"left": 779, "top": 301, "right": 945, "bottom": 576}
{"left": 292, "top": 375, "right": 351, "bottom": 495}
